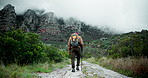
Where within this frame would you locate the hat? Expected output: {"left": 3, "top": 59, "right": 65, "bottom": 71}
{"left": 75, "top": 32, "right": 78, "bottom": 34}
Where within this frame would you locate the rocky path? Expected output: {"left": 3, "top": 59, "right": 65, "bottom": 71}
{"left": 35, "top": 61, "right": 132, "bottom": 78}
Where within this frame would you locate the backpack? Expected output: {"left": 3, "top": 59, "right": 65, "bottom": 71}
{"left": 70, "top": 34, "right": 80, "bottom": 47}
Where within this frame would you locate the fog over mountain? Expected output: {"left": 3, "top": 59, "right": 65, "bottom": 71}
{"left": 0, "top": 0, "right": 148, "bottom": 33}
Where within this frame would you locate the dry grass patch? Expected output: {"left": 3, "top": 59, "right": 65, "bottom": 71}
{"left": 86, "top": 56, "right": 148, "bottom": 77}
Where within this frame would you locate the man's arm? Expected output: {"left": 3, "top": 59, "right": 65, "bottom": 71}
{"left": 79, "top": 36, "right": 84, "bottom": 58}
{"left": 79, "top": 36, "right": 84, "bottom": 50}
{"left": 68, "top": 37, "right": 71, "bottom": 51}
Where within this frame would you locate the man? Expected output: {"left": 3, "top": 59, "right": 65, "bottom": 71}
{"left": 68, "top": 32, "right": 84, "bottom": 72}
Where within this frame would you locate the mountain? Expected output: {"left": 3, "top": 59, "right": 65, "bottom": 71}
{"left": 21, "top": 9, "right": 39, "bottom": 32}
{"left": 0, "top": 4, "right": 17, "bottom": 32}
{"left": 0, "top": 4, "right": 112, "bottom": 43}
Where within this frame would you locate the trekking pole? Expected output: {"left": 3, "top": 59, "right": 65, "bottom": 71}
{"left": 81, "top": 48, "right": 83, "bottom": 71}
{"left": 81, "top": 56, "right": 82, "bottom": 71}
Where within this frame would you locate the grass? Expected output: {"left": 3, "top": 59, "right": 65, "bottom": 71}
{"left": 0, "top": 59, "right": 70, "bottom": 78}
{"left": 85, "top": 57, "right": 148, "bottom": 78}
{"left": 0, "top": 64, "right": 37, "bottom": 78}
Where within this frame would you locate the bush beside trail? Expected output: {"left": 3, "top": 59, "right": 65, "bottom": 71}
{"left": 0, "top": 29, "right": 68, "bottom": 65}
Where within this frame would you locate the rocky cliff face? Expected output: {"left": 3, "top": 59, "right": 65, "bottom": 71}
{"left": 59, "top": 17, "right": 83, "bottom": 40}
{"left": 38, "top": 12, "right": 64, "bottom": 42}
{"left": 0, "top": 4, "right": 16, "bottom": 32}
{"left": 0, "top": 4, "right": 112, "bottom": 43}
{"left": 38, "top": 12, "right": 60, "bottom": 35}
{"left": 21, "top": 9, "right": 39, "bottom": 32}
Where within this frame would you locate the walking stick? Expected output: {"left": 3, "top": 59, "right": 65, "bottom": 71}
{"left": 81, "top": 56, "right": 82, "bottom": 71}
{"left": 81, "top": 48, "right": 83, "bottom": 71}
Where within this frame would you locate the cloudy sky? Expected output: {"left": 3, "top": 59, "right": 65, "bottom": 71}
{"left": 0, "top": 0, "right": 148, "bottom": 33}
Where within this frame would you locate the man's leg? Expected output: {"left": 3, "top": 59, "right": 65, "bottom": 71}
{"left": 76, "top": 48, "right": 81, "bottom": 70}
{"left": 77, "top": 54, "right": 81, "bottom": 67}
{"left": 71, "top": 51, "right": 75, "bottom": 72}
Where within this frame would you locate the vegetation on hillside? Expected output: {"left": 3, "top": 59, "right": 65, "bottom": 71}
{"left": 84, "top": 30, "right": 148, "bottom": 78}
{"left": 84, "top": 30, "right": 148, "bottom": 58}
{"left": 108, "top": 30, "right": 148, "bottom": 58}
{"left": 0, "top": 29, "right": 69, "bottom": 65}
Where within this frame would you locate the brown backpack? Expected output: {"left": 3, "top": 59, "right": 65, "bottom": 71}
{"left": 70, "top": 34, "right": 80, "bottom": 47}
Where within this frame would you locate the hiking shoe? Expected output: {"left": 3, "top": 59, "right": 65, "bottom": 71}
{"left": 72, "top": 69, "right": 75, "bottom": 72}
{"left": 76, "top": 66, "right": 79, "bottom": 71}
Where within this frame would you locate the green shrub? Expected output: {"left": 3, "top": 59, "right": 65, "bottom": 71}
{"left": 108, "top": 32, "right": 148, "bottom": 58}
{"left": 44, "top": 45, "right": 68, "bottom": 62}
{"left": 0, "top": 29, "right": 69, "bottom": 65}
{"left": 0, "top": 29, "right": 45, "bottom": 65}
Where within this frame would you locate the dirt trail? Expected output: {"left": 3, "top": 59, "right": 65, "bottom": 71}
{"left": 35, "top": 61, "right": 132, "bottom": 78}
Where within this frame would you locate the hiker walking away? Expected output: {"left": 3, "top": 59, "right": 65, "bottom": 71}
{"left": 68, "top": 33, "right": 84, "bottom": 72}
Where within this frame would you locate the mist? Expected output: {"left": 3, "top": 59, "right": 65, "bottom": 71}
{"left": 0, "top": 0, "right": 148, "bottom": 33}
